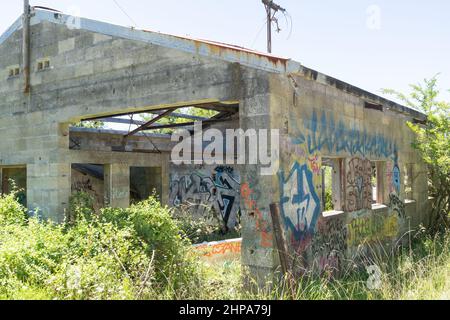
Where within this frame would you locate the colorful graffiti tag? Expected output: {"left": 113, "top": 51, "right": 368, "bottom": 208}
{"left": 347, "top": 214, "right": 399, "bottom": 247}
{"left": 194, "top": 239, "right": 242, "bottom": 262}
{"left": 278, "top": 163, "right": 321, "bottom": 250}
{"left": 308, "top": 155, "right": 321, "bottom": 175}
{"left": 345, "top": 158, "right": 373, "bottom": 212}
{"left": 293, "top": 111, "right": 398, "bottom": 159}
{"left": 169, "top": 167, "right": 240, "bottom": 230}
{"left": 389, "top": 193, "right": 406, "bottom": 219}
{"left": 312, "top": 216, "right": 348, "bottom": 274}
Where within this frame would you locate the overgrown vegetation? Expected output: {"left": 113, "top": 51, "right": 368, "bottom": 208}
{"left": 0, "top": 191, "right": 203, "bottom": 300}
{"left": 383, "top": 76, "right": 450, "bottom": 230}
{"left": 1, "top": 191, "right": 449, "bottom": 300}
{"left": 190, "top": 230, "right": 450, "bottom": 300}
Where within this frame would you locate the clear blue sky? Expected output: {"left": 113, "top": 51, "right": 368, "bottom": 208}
{"left": 2, "top": 0, "right": 449, "bottom": 103}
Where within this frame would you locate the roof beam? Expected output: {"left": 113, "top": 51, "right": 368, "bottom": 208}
{"left": 81, "top": 102, "right": 238, "bottom": 122}
{"left": 141, "top": 118, "right": 234, "bottom": 131}
{"left": 98, "top": 111, "right": 208, "bottom": 126}
{"left": 125, "top": 109, "right": 176, "bottom": 138}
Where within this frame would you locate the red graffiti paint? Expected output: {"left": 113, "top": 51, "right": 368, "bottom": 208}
{"left": 308, "top": 155, "right": 321, "bottom": 175}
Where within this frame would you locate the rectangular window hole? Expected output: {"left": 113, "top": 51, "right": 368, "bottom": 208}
{"left": 365, "top": 102, "right": 383, "bottom": 111}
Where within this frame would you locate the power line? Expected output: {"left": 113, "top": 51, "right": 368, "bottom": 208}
{"left": 112, "top": 0, "right": 138, "bottom": 28}
{"left": 250, "top": 18, "right": 268, "bottom": 50}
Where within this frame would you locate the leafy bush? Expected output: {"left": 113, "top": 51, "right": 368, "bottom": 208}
{"left": 176, "top": 214, "right": 241, "bottom": 244}
{"left": 0, "top": 191, "right": 27, "bottom": 226}
{"left": 0, "top": 194, "right": 202, "bottom": 300}
{"left": 100, "top": 198, "right": 201, "bottom": 293}
{"left": 383, "top": 76, "right": 450, "bottom": 230}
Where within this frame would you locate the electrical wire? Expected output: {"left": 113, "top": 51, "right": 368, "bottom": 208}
{"left": 112, "top": 0, "right": 138, "bottom": 27}
{"left": 250, "top": 18, "right": 268, "bottom": 49}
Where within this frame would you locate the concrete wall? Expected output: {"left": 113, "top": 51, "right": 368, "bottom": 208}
{"left": 0, "top": 13, "right": 430, "bottom": 280}
{"left": 240, "top": 70, "right": 429, "bottom": 280}
{"left": 0, "top": 18, "right": 240, "bottom": 221}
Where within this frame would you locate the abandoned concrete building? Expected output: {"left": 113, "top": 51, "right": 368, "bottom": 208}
{"left": 0, "top": 7, "right": 430, "bottom": 278}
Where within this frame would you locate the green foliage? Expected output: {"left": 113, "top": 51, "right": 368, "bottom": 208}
{"left": 324, "top": 189, "right": 334, "bottom": 212}
{"left": 100, "top": 198, "right": 201, "bottom": 292}
{"left": 383, "top": 76, "right": 450, "bottom": 229}
{"left": 0, "top": 194, "right": 201, "bottom": 300}
{"left": 0, "top": 191, "right": 27, "bottom": 226}
{"left": 1, "top": 190, "right": 450, "bottom": 300}
{"left": 68, "top": 191, "right": 96, "bottom": 223}
{"left": 195, "top": 230, "right": 450, "bottom": 300}
{"left": 73, "top": 121, "right": 105, "bottom": 129}
{"left": 322, "top": 166, "right": 334, "bottom": 212}
{"left": 140, "top": 107, "right": 219, "bottom": 134}
{"left": 176, "top": 214, "right": 241, "bottom": 244}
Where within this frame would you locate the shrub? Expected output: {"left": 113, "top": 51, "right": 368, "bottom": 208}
{"left": 0, "top": 191, "right": 27, "bottom": 226}
{"left": 99, "top": 197, "right": 201, "bottom": 295}
{"left": 0, "top": 194, "right": 202, "bottom": 300}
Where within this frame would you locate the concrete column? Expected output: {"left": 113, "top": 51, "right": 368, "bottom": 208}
{"left": 27, "top": 162, "right": 71, "bottom": 223}
{"left": 161, "top": 154, "right": 170, "bottom": 206}
{"left": 104, "top": 163, "right": 130, "bottom": 208}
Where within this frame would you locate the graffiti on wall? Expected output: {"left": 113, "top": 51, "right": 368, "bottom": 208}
{"left": 241, "top": 183, "right": 273, "bottom": 248}
{"left": 278, "top": 162, "right": 321, "bottom": 251}
{"left": 392, "top": 165, "right": 401, "bottom": 195}
{"left": 169, "top": 167, "right": 240, "bottom": 230}
{"left": 194, "top": 239, "right": 242, "bottom": 259}
{"left": 389, "top": 193, "right": 405, "bottom": 219}
{"left": 293, "top": 111, "right": 398, "bottom": 160}
{"left": 345, "top": 158, "right": 373, "bottom": 212}
{"left": 311, "top": 216, "right": 348, "bottom": 274}
{"left": 347, "top": 214, "right": 399, "bottom": 247}
{"left": 308, "top": 155, "right": 321, "bottom": 175}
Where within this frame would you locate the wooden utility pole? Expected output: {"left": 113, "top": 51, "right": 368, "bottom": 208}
{"left": 23, "top": 0, "right": 31, "bottom": 94}
{"left": 269, "top": 203, "right": 290, "bottom": 275}
{"left": 262, "top": 0, "right": 286, "bottom": 53}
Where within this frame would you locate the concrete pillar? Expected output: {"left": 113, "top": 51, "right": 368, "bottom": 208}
{"left": 27, "top": 162, "right": 71, "bottom": 223}
{"left": 104, "top": 163, "right": 130, "bottom": 208}
{"left": 161, "top": 153, "right": 170, "bottom": 206}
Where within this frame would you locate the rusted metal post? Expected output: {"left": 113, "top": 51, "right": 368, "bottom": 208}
{"left": 23, "top": 0, "right": 31, "bottom": 94}
{"left": 269, "top": 202, "right": 290, "bottom": 274}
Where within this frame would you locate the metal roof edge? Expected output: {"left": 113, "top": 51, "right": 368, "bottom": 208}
{"left": 32, "top": 9, "right": 291, "bottom": 74}
{"left": 0, "top": 15, "right": 23, "bottom": 46}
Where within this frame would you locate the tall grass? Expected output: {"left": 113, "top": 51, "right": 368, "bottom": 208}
{"left": 192, "top": 230, "right": 450, "bottom": 300}
{"left": 0, "top": 190, "right": 448, "bottom": 300}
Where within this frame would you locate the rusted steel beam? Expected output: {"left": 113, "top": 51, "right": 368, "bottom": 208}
{"left": 141, "top": 118, "right": 233, "bottom": 131}
{"left": 81, "top": 102, "right": 238, "bottom": 122}
{"left": 124, "top": 109, "right": 175, "bottom": 137}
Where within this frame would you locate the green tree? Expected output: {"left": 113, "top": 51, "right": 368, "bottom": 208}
{"left": 140, "top": 107, "right": 218, "bottom": 134}
{"left": 383, "top": 76, "right": 450, "bottom": 230}
{"left": 73, "top": 121, "right": 105, "bottom": 129}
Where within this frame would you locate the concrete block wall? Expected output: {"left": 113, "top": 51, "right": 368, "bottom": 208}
{"left": 238, "top": 71, "right": 430, "bottom": 276}
{"left": 0, "top": 11, "right": 430, "bottom": 282}
{"left": 104, "top": 163, "right": 130, "bottom": 208}
{"left": 0, "top": 17, "right": 240, "bottom": 221}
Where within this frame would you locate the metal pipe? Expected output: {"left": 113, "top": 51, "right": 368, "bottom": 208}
{"left": 23, "top": 0, "right": 31, "bottom": 94}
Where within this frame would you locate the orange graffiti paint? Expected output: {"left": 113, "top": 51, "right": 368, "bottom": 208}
{"left": 241, "top": 183, "right": 273, "bottom": 248}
